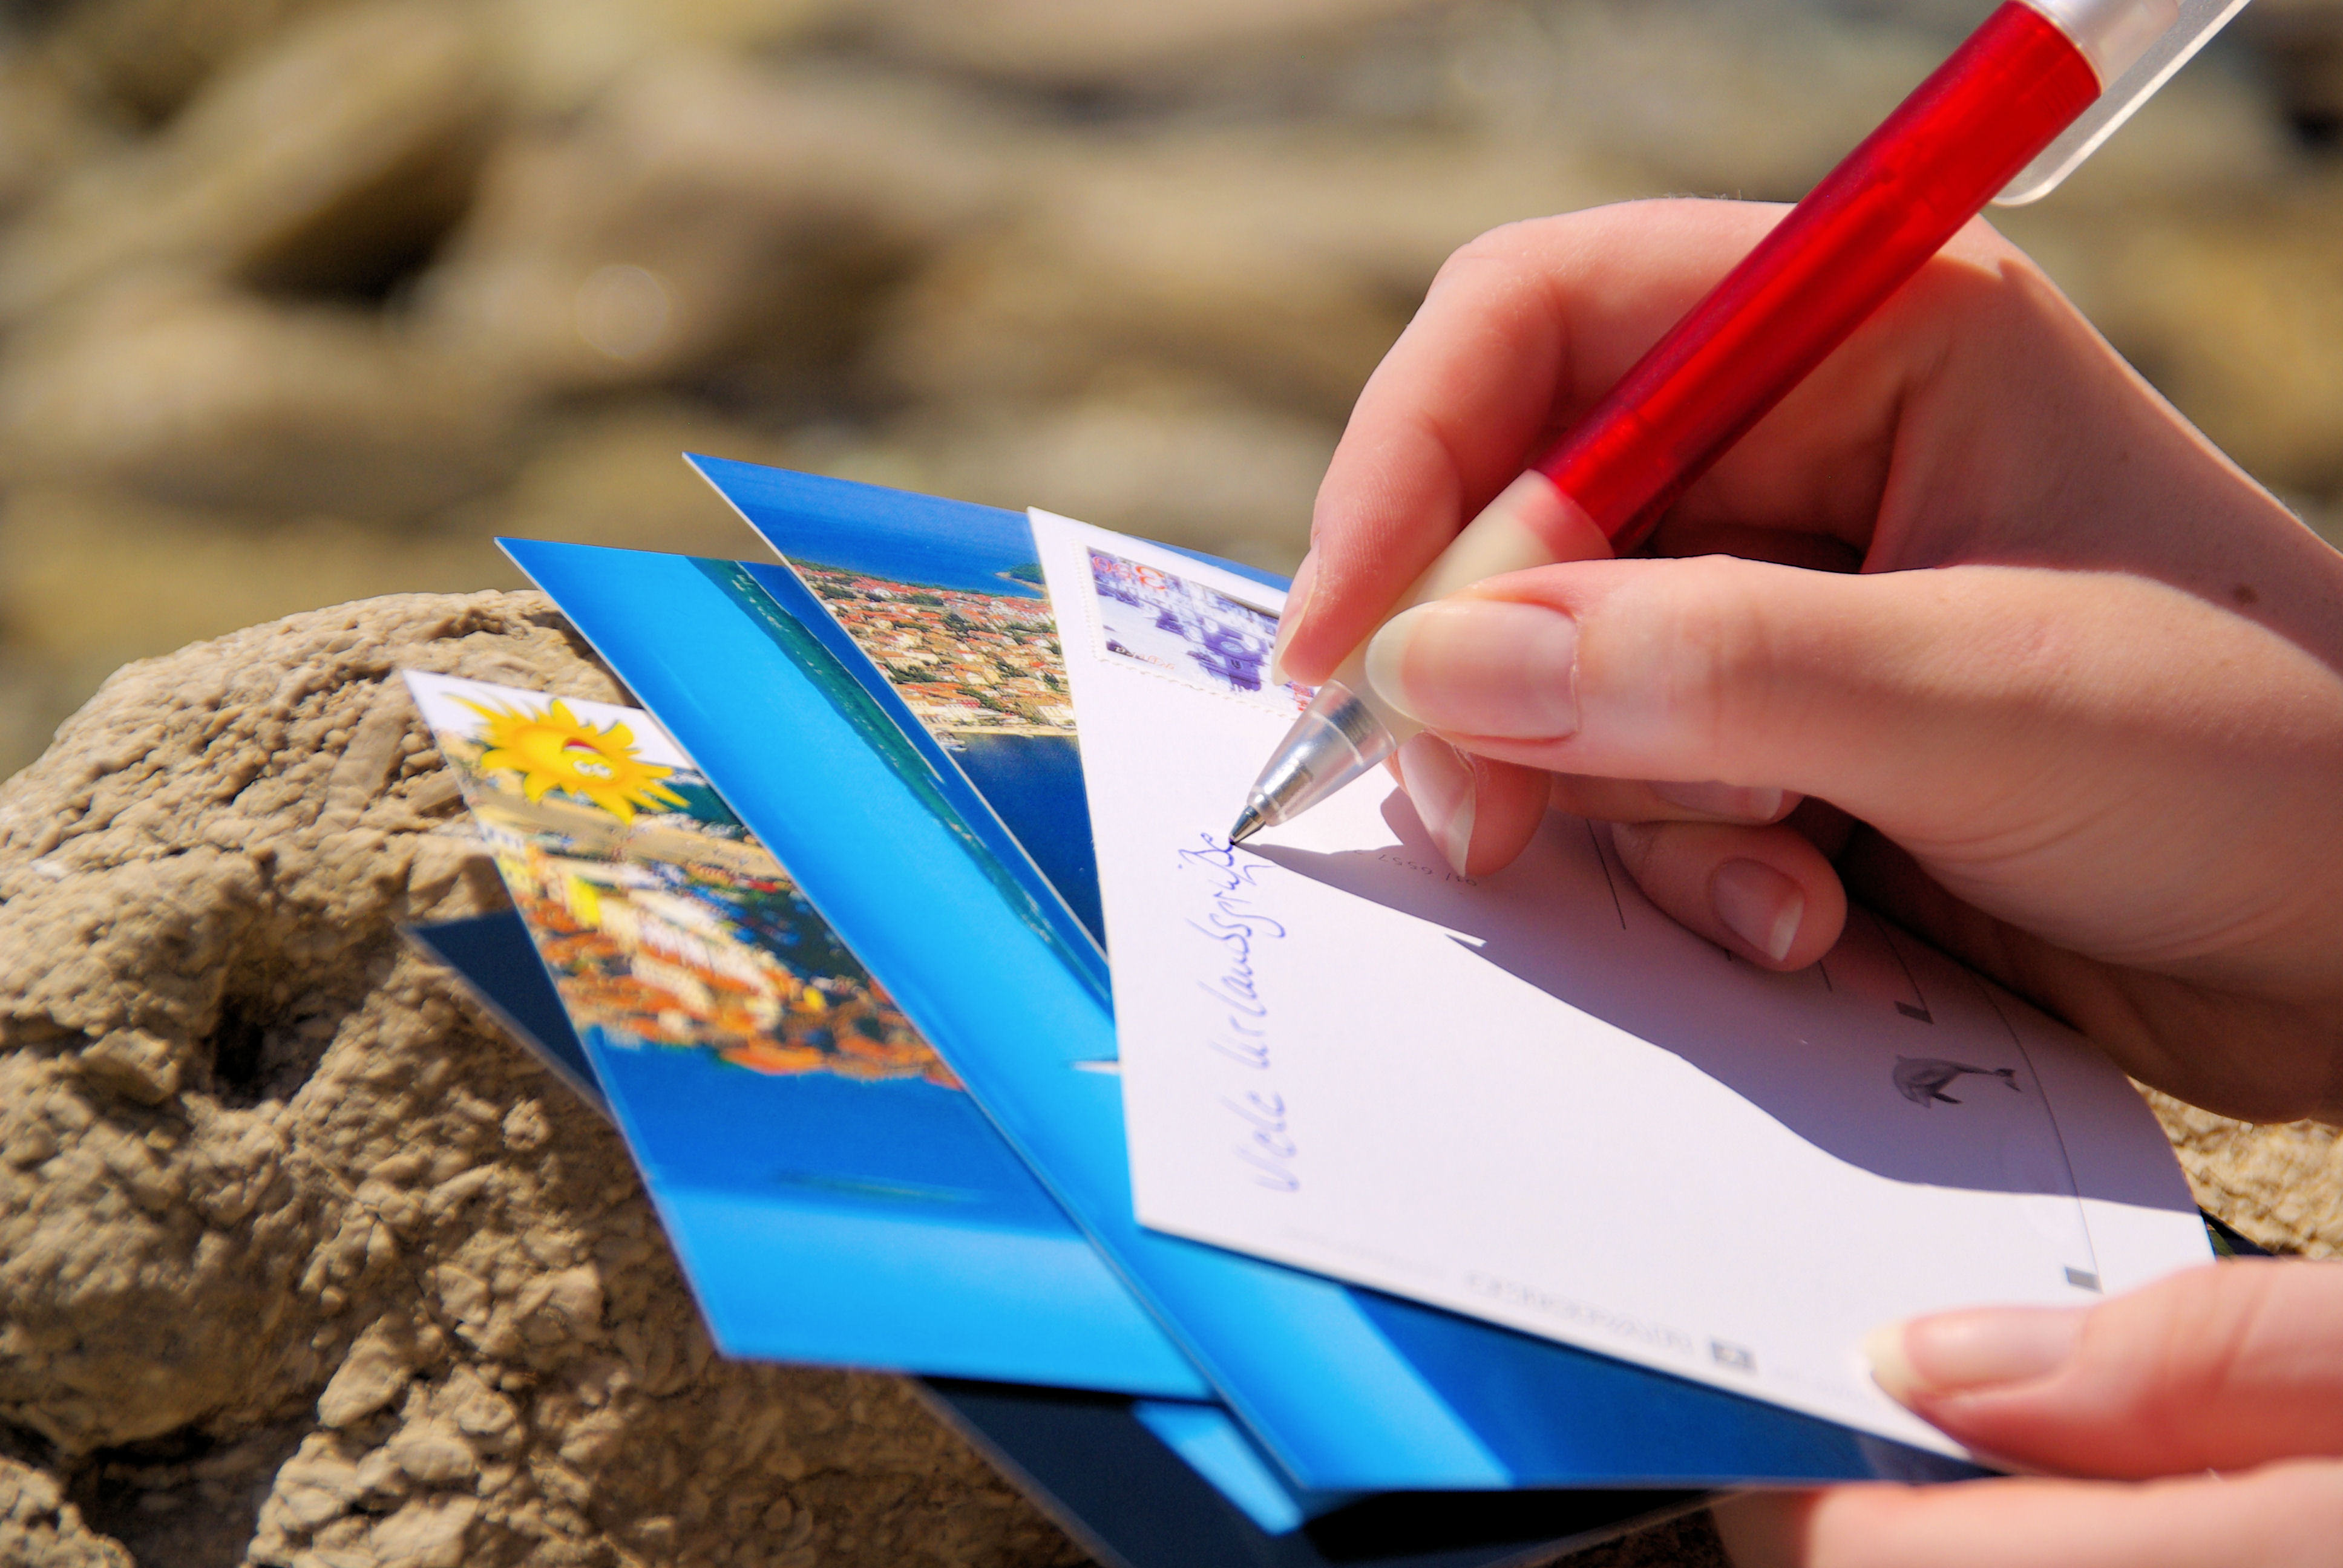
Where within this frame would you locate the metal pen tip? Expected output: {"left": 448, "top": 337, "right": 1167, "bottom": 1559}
{"left": 1228, "top": 803, "right": 1267, "bottom": 845}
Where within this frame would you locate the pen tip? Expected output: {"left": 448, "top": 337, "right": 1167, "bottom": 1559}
{"left": 1228, "top": 805, "right": 1265, "bottom": 845}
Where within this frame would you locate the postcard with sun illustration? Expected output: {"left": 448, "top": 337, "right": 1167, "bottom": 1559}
{"left": 403, "top": 670, "right": 951, "bottom": 1087}
{"left": 398, "top": 670, "right": 1198, "bottom": 1393}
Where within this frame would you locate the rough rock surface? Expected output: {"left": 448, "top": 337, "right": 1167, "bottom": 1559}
{"left": 2145, "top": 1091, "right": 2343, "bottom": 1258}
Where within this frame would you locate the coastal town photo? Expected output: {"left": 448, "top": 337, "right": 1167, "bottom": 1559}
{"left": 402, "top": 672, "right": 959, "bottom": 1089}
{"left": 793, "top": 562, "right": 1076, "bottom": 739}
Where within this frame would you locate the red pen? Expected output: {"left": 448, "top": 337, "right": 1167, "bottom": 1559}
{"left": 1230, "top": 0, "right": 2247, "bottom": 843}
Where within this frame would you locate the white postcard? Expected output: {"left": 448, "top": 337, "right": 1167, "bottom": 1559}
{"left": 1031, "top": 510, "right": 2210, "bottom": 1456}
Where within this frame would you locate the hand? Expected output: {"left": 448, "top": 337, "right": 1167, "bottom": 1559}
{"left": 1276, "top": 199, "right": 2343, "bottom": 1122}
{"left": 1710, "top": 1259, "right": 2343, "bottom": 1567}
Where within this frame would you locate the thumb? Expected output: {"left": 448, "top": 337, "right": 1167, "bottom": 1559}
{"left": 1872, "top": 1259, "right": 2343, "bottom": 1478}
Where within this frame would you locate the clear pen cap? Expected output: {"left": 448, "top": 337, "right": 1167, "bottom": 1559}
{"left": 1997, "top": 0, "right": 2254, "bottom": 204}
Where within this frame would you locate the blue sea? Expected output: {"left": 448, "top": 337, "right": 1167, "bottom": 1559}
{"left": 777, "top": 511, "right": 1046, "bottom": 598}
{"left": 595, "top": 1036, "right": 1070, "bottom": 1232}
{"left": 951, "top": 732, "right": 1103, "bottom": 946}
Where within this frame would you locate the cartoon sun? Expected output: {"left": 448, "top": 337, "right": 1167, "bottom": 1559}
{"left": 460, "top": 697, "right": 688, "bottom": 823}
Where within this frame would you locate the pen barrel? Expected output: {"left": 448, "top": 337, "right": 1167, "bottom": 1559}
{"left": 1533, "top": 0, "right": 2103, "bottom": 554}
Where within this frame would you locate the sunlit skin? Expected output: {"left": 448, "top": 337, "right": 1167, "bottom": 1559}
{"left": 1275, "top": 198, "right": 2343, "bottom": 1567}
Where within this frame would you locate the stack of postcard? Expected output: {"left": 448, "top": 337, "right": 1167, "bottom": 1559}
{"left": 398, "top": 457, "right": 2217, "bottom": 1568}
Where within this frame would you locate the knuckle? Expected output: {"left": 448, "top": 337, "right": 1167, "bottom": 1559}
{"left": 1652, "top": 558, "right": 1778, "bottom": 765}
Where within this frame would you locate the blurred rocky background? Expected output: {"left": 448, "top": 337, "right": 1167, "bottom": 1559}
{"left": 0, "top": 0, "right": 2339, "bottom": 776}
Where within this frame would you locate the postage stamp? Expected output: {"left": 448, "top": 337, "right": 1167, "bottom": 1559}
{"left": 1087, "top": 549, "right": 1306, "bottom": 711}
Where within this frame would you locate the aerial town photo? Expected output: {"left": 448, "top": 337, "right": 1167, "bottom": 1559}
{"left": 793, "top": 563, "right": 1077, "bottom": 739}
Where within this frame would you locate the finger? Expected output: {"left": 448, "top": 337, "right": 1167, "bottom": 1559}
{"left": 1609, "top": 820, "right": 1847, "bottom": 970}
{"left": 1389, "top": 753, "right": 1809, "bottom": 883}
{"left": 1281, "top": 200, "right": 1802, "bottom": 685}
{"left": 1388, "top": 736, "right": 1548, "bottom": 878}
{"left": 1869, "top": 1260, "right": 2343, "bottom": 1478}
{"left": 1712, "top": 1460, "right": 2343, "bottom": 1568}
{"left": 1544, "top": 773, "right": 1801, "bottom": 828}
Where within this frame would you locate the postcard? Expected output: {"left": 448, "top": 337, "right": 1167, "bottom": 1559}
{"left": 508, "top": 520, "right": 2005, "bottom": 1493}
{"left": 690, "top": 454, "right": 1109, "bottom": 950}
{"left": 397, "top": 670, "right": 1204, "bottom": 1399}
{"left": 1026, "top": 509, "right": 2212, "bottom": 1458}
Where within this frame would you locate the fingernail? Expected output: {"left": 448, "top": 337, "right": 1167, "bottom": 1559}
{"left": 1395, "top": 734, "right": 1478, "bottom": 876}
{"left": 1709, "top": 858, "right": 1803, "bottom": 963}
{"left": 1866, "top": 1307, "right": 2088, "bottom": 1405}
{"left": 1269, "top": 550, "right": 1319, "bottom": 686}
{"left": 1652, "top": 780, "right": 1786, "bottom": 822}
{"left": 1363, "top": 600, "right": 1580, "bottom": 738}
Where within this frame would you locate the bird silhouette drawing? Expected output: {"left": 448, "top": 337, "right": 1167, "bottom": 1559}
{"left": 1893, "top": 1057, "right": 2020, "bottom": 1106}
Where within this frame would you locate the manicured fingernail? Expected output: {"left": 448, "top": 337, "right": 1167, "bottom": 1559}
{"left": 1269, "top": 550, "right": 1319, "bottom": 685}
{"left": 1866, "top": 1307, "right": 2088, "bottom": 1405}
{"left": 1709, "top": 858, "right": 1803, "bottom": 963}
{"left": 1363, "top": 600, "right": 1579, "bottom": 738}
{"left": 1395, "top": 734, "right": 1478, "bottom": 876}
{"left": 1652, "top": 780, "right": 1786, "bottom": 822}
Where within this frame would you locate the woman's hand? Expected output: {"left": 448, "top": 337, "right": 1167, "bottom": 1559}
{"left": 1276, "top": 199, "right": 2343, "bottom": 1123}
{"left": 1711, "top": 1260, "right": 2343, "bottom": 1568}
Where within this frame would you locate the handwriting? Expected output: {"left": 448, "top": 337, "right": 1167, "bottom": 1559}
{"left": 1222, "top": 1090, "right": 1299, "bottom": 1192}
{"left": 1179, "top": 834, "right": 1297, "bottom": 1191}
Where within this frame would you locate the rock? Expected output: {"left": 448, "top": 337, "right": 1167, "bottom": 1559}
{"left": 2242, "top": 0, "right": 2343, "bottom": 137}
{"left": 37, "top": 0, "right": 346, "bottom": 125}
{"left": 74, "top": 1028, "right": 183, "bottom": 1106}
{"left": 0, "top": 275, "right": 522, "bottom": 519}
{"left": 0, "top": 592, "right": 1085, "bottom": 1566}
{"left": 2146, "top": 1091, "right": 2343, "bottom": 1256}
{"left": 0, "top": 51, "right": 126, "bottom": 223}
{"left": 413, "top": 54, "right": 1011, "bottom": 398}
{"left": 0, "top": 0, "right": 499, "bottom": 321}
{"left": 0, "top": 486, "right": 516, "bottom": 718}
{"left": 364, "top": 1492, "right": 476, "bottom": 1568}
{"left": 316, "top": 1318, "right": 421, "bottom": 1429}
{"left": 858, "top": 0, "right": 1471, "bottom": 87}
{"left": 0, "top": 1454, "right": 134, "bottom": 1568}
{"left": 484, "top": 0, "right": 845, "bottom": 120}
{"left": 867, "top": 122, "right": 1628, "bottom": 424}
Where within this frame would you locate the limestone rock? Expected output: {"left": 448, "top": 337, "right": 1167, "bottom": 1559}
{"left": 0, "top": 0, "right": 499, "bottom": 322}
{"left": 858, "top": 0, "right": 1471, "bottom": 87}
{"left": 0, "top": 276, "right": 521, "bottom": 520}
{"left": 413, "top": 54, "right": 1011, "bottom": 398}
{"left": 2243, "top": 0, "right": 2343, "bottom": 136}
{"left": 0, "top": 592, "right": 1083, "bottom": 1566}
{"left": 2145, "top": 1091, "right": 2343, "bottom": 1256}
{"left": 0, "top": 51, "right": 126, "bottom": 223}
{"left": 37, "top": 0, "right": 346, "bottom": 125}
{"left": 0, "top": 1455, "right": 133, "bottom": 1568}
